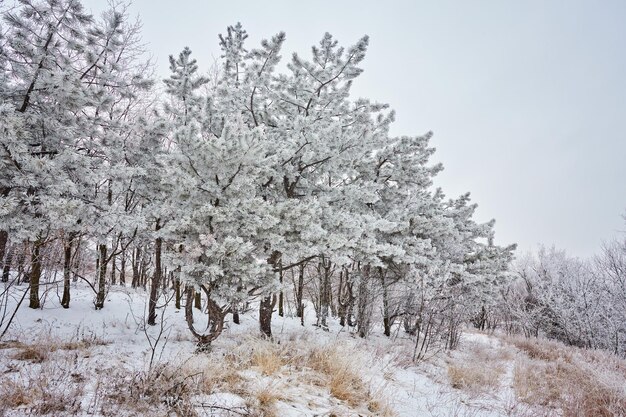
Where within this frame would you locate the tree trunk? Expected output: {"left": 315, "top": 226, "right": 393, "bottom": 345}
{"left": 194, "top": 291, "right": 201, "bottom": 310}
{"left": 119, "top": 249, "right": 126, "bottom": 285}
{"left": 17, "top": 245, "right": 26, "bottom": 284}
{"left": 28, "top": 239, "right": 43, "bottom": 309}
{"left": 131, "top": 246, "right": 140, "bottom": 288}
{"left": 357, "top": 264, "right": 372, "bottom": 338}
{"left": 139, "top": 248, "right": 148, "bottom": 289}
{"left": 2, "top": 244, "right": 14, "bottom": 283}
{"left": 72, "top": 237, "right": 81, "bottom": 282}
{"left": 110, "top": 254, "right": 116, "bottom": 285}
{"left": 174, "top": 275, "right": 181, "bottom": 309}
{"left": 185, "top": 285, "right": 228, "bottom": 351}
{"left": 296, "top": 263, "right": 305, "bottom": 325}
{"left": 0, "top": 187, "right": 9, "bottom": 268}
{"left": 94, "top": 244, "right": 107, "bottom": 310}
{"left": 278, "top": 263, "right": 284, "bottom": 317}
{"left": 259, "top": 294, "right": 276, "bottom": 338}
{"left": 380, "top": 268, "right": 391, "bottom": 337}
{"left": 147, "top": 221, "right": 162, "bottom": 326}
{"left": 316, "top": 257, "right": 332, "bottom": 328}
{"left": 0, "top": 231, "right": 7, "bottom": 272}
{"left": 60, "top": 235, "right": 75, "bottom": 309}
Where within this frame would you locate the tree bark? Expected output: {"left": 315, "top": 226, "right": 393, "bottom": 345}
{"left": 17, "top": 245, "right": 26, "bottom": 284}
{"left": 147, "top": 221, "right": 162, "bottom": 326}
{"left": 259, "top": 294, "right": 276, "bottom": 338}
{"left": 0, "top": 188, "right": 8, "bottom": 267}
{"left": 139, "top": 248, "right": 148, "bottom": 289}
{"left": 185, "top": 285, "right": 228, "bottom": 351}
{"left": 119, "top": 249, "right": 126, "bottom": 285}
{"left": 296, "top": 263, "right": 305, "bottom": 325}
{"left": 94, "top": 244, "right": 107, "bottom": 310}
{"left": 72, "top": 237, "right": 81, "bottom": 282}
{"left": 174, "top": 275, "right": 181, "bottom": 309}
{"left": 380, "top": 268, "right": 391, "bottom": 337}
{"left": 60, "top": 234, "right": 75, "bottom": 309}
{"left": 0, "top": 231, "right": 8, "bottom": 278}
{"left": 110, "top": 254, "right": 116, "bottom": 285}
{"left": 357, "top": 264, "right": 372, "bottom": 338}
{"left": 131, "top": 246, "right": 140, "bottom": 288}
{"left": 317, "top": 257, "right": 332, "bottom": 329}
{"left": 278, "top": 263, "right": 284, "bottom": 317}
{"left": 28, "top": 239, "right": 43, "bottom": 309}
{"left": 2, "top": 244, "right": 14, "bottom": 283}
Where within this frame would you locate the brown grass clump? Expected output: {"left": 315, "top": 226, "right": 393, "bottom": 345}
{"left": 447, "top": 361, "right": 503, "bottom": 393}
{"left": 12, "top": 345, "right": 49, "bottom": 363}
{"left": 307, "top": 344, "right": 369, "bottom": 407}
{"left": 183, "top": 357, "right": 245, "bottom": 395}
{"left": 8, "top": 336, "right": 108, "bottom": 364}
{"left": 507, "top": 336, "right": 572, "bottom": 362}
{"left": 513, "top": 359, "right": 564, "bottom": 407}
{"left": 367, "top": 395, "right": 396, "bottom": 417}
{"left": 99, "top": 364, "right": 199, "bottom": 416}
{"left": 247, "top": 384, "right": 283, "bottom": 417}
{"left": 0, "top": 380, "right": 32, "bottom": 409}
{"left": 251, "top": 342, "right": 284, "bottom": 375}
{"left": 59, "top": 337, "right": 109, "bottom": 350}
{"left": 0, "top": 340, "right": 25, "bottom": 350}
{"left": 0, "top": 360, "right": 84, "bottom": 415}
{"left": 513, "top": 357, "right": 626, "bottom": 416}
{"left": 511, "top": 337, "right": 626, "bottom": 417}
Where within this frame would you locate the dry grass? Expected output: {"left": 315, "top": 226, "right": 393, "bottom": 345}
{"left": 2, "top": 330, "right": 398, "bottom": 416}
{"left": 251, "top": 342, "right": 284, "bottom": 375}
{"left": 0, "top": 358, "right": 84, "bottom": 416}
{"left": 447, "top": 360, "right": 504, "bottom": 393}
{"left": 513, "top": 359, "right": 564, "bottom": 407}
{"left": 510, "top": 336, "right": 626, "bottom": 417}
{"left": 508, "top": 336, "right": 573, "bottom": 363}
{"left": 444, "top": 336, "right": 508, "bottom": 395}
{"left": 245, "top": 384, "right": 284, "bottom": 417}
{"left": 8, "top": 336, "right": 109, "bottom": 365}
{"left": 307, "top": 344, "right": 370, "bottom": 407}
{"left": 182, "top": 356, "right": 245, "bottom": 395}
{"left": 367, "top": 394, "right": 396, "bottom": 417}
{"left": 220, "top": 336, "right": 390, "bottom": 413}
{"left": 11, "top": 344, "right": 49, "bottom": 363}
{"left": 98, "top": 364, "right": 199, "bottom": 416}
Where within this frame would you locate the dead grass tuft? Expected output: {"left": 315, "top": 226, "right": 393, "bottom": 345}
{"left": 447, "top": 360, "right": 503, "bottom": 393}
{"left": 0, "top": 357, "right": 84, "bottom": 415}
{"left": 99, "top": 364, "right": 199, "bottom": 416}
{"left": 182, "top": 356, "right": 245, "bottom": 395}
{"left": 12, "top": 344, "right": 49, "bottom": 363}
{"left": 508, "top": 336, "right": 573, "bottom": 362}
{"left": 251, "top": 341, "right": 284, "bottom": 375}
{"left": 308, "top": 344, "right": 369, "bottom": 407}
{"left": 367, "top": 393, "right": 396, "bottom": 417}
{"left": 8, "top": 336, "right": 108, "bottom": 364}
{"left": 511, "top": 336, "right": 626, "bottom": 417}
{"left": 251, "top": 384, "right": 282, "bottom": 417}
{"left": 0, "top": 380, "right": 32, "bottom": 409}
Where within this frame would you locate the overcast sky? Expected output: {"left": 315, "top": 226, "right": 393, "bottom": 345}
{"left": 84, "top": 0, "right": 626, "bottom": 257}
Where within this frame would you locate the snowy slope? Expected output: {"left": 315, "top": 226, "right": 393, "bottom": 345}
{"left": 0, "top": 282, "right": 582, "bottom": 416}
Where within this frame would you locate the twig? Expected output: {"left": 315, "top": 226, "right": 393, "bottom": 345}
{"left": 0, "top": 285, "right": 30, "bottom": 340}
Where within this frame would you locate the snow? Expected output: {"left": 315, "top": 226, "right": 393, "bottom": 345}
{"left": 0, "top": 282, "right": 546, "bottom": 416}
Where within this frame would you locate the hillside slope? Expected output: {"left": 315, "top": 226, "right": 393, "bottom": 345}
{"left": 1, "top": 284, "right": 625, "bottom": 416}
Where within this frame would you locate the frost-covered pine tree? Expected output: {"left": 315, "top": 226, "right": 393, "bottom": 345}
{"left": 0, "top": 0, "right": 152, "bottom": 309}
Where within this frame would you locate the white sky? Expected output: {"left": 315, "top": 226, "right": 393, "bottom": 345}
{"left": 84, "top": 0, "right": 626, "bottom": 257}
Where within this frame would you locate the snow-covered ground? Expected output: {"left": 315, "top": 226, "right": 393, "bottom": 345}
{"left": 1, "top": 281, "right": 608, "bottom": 416}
